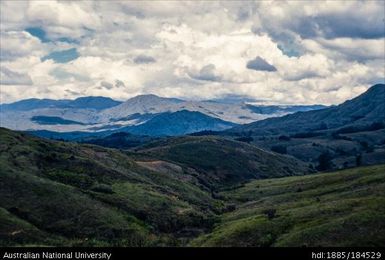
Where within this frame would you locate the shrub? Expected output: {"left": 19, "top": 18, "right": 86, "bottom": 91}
{"left": 317, "top": 151, "right": 333, "bottom": 171}
{"left": 235, "top": 136, "right": 254, "bottom": 143}
{"left": 360, "top": 141, "right": 374, "bottom": 153}
{"left": 225, "top": 204, "right": 236, "bottom": 212}
{"left": 91, "top": 184, "right": 114, "bottom": 194}
{"left": 291, "top": 132, "right": 324, "bottom": 138}
{"left": 368, "top": 122, "right": 385, "bottom": 131}
{"left": 271, "top": 145, "right": 287, "bottom": 154}
{"left": 44, "top": 152, "right": 58, "bottom": 162}
{"left": 263, "top": 208, "right": 277, "bottom": 220}
{"left": 278, "top": 135, "right": 291, "bottom": 141}
{"left": 356, "top": 154, "right": 362, "bottom": 167}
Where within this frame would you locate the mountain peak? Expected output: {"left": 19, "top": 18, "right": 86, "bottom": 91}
{"left": 121, "top": 110, "right": 236, "bottom": 136}
{"left": 343, "top": 83, "right": 385, "bottom": 106}
{"left": 131, "top": 94, "right": 161, "bottom": 99}
{"left": 67, "top": 96, "right": 122, "bottom": 110}
{"left": 369, "top": 83, "right": 385, "bottom": 89}
{"left": 364, "top": 83, "right": 385, "bottom": 95}
{"left": 124, "top": 94, "right": 184, "bottom": 103}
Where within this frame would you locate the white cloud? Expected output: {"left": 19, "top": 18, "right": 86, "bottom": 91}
{"left": 0, "top": 67, "right": 33, "bottom": 85}
{"left": 0, "top": 1, "right": 384, "bottom": 105}
{"left": 302, "top": 37, "right": 385, "bottom": 62}
{"left": 0, "top": 31, "right": 45, "bottom": 60}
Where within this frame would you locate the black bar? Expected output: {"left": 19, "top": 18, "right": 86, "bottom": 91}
{"left": 0, "top": 247, "right": 384, "bottom": 260}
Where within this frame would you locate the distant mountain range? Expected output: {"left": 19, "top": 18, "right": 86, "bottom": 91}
{"left": 0, "top": 96, "right": 122, "bottom": 111}
{"left": 0, "top": 94, "right": 325, "bottom": 136}
{"left": 1, "top": 85, "right": 382, "bottom": 139}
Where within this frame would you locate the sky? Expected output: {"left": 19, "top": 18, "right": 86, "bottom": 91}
{"left": 0, "top": 1, "right": 384, "bottom": 105}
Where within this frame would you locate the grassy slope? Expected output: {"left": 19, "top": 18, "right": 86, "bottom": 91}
{"left": 191, "top": 164, "right": 385, "bottom": 247}
{"left": 134, "top": 136, "right": 312, "bottom": 189}
{"left": 0, "top": 128, "right": 220, "bottom": 246}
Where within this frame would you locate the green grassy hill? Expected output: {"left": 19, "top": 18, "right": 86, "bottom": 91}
{"left": 134, "top": 136, "right": 313, "bottom": 189}
{"left": 191, "top": 164, "right": 385, "bottom": 247}
{"left": 0, "top": 128, "right": 220, "bottom": 246}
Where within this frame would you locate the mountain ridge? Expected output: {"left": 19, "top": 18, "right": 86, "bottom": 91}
{"left": 1, "top": 93, "right": 326, "bottom": 134}
{"left": 0, "top": 96, "right": 122, "bottom": 111}
{"left": 120, "top": 110, "right": 237, "bottom": 136}
{"left": 228, "top": 84, "right": 385, "bottom": 135}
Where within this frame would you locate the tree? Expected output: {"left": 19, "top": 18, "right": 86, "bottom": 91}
{"left": 356, "top": 154, "right": 362, "bottom": 167}
{"left": 278, "top": 135, "right": 291, "bottom": 141}
{"left": 235, "top": 136, "right": 254, "bottom": 143}
{"left": 263, "top": 208, "right": 277, "bottom": 220}
{"left": 271, "top": 145, "right": 287, "bottom": 154}
{"left": 317, "top": 151, "right": 333, "bottom": 171}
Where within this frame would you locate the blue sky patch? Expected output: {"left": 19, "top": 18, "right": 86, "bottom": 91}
{"left": 25, "top": 27, "right": 49, "bottom": 43}
{"left": 41, "top": 48, "right": 79, "bottom": 63}
{"left": 25, "top": 27, "right": 79, "bottom": 44}
{"left": 277, "top": 44, "right": 301, "bottom": 58}
{"left": 57, "top": 37, "right": 80, "bottom": 44}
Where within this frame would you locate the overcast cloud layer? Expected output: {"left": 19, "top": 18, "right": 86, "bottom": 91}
{"left": 0, "top": 1, "right": 384, "bottom": 105}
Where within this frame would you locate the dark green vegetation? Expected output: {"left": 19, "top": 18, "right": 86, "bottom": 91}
{"left": 80, "top": 132, "right": 157, "bottom": 149}
{"left": 192, "top": 164, "right": 385, "bottom": 247}
{"left": 0, "top": 128, "right": 220, "bottom": 246}
{"left": 225, "top": 84, "right": 385, "bottom": 171}
{"left": 0, "top": 127, "right": 308, "bottom": 246}
{"left": 246, "top": 128, "right": 385, "bottom": 171}
{"left": 1, "top": 127, "right": 384, "bottom": 247}
{"left": 134, "top": 136, "right": 312, "bottom": 189}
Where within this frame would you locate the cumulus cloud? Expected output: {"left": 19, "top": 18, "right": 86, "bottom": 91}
{"left": 246, "top": 56, "right": 277, "bottom": 72}
{"left": 283, "top": 71, "right": 322, "bottom": 82}
{"left": 302, "top": 38, "right": 385, "bottom": 62}
{"left": 0, "top": 1, "right": 384, "bottom": 105}
{"left": 0, "top": 67, "right": 33, "bottom": 85}
{"left": 100, "top": 81, "right": 114, "bottom": 90}
{"left": 0, "top": 31, "right": 46, "bottom": 60}
{"left": 188, "top": 64, "right": 222, "bottom": 82}
{"left": 254, "top": 1, "right": 385, "bottom": 40}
